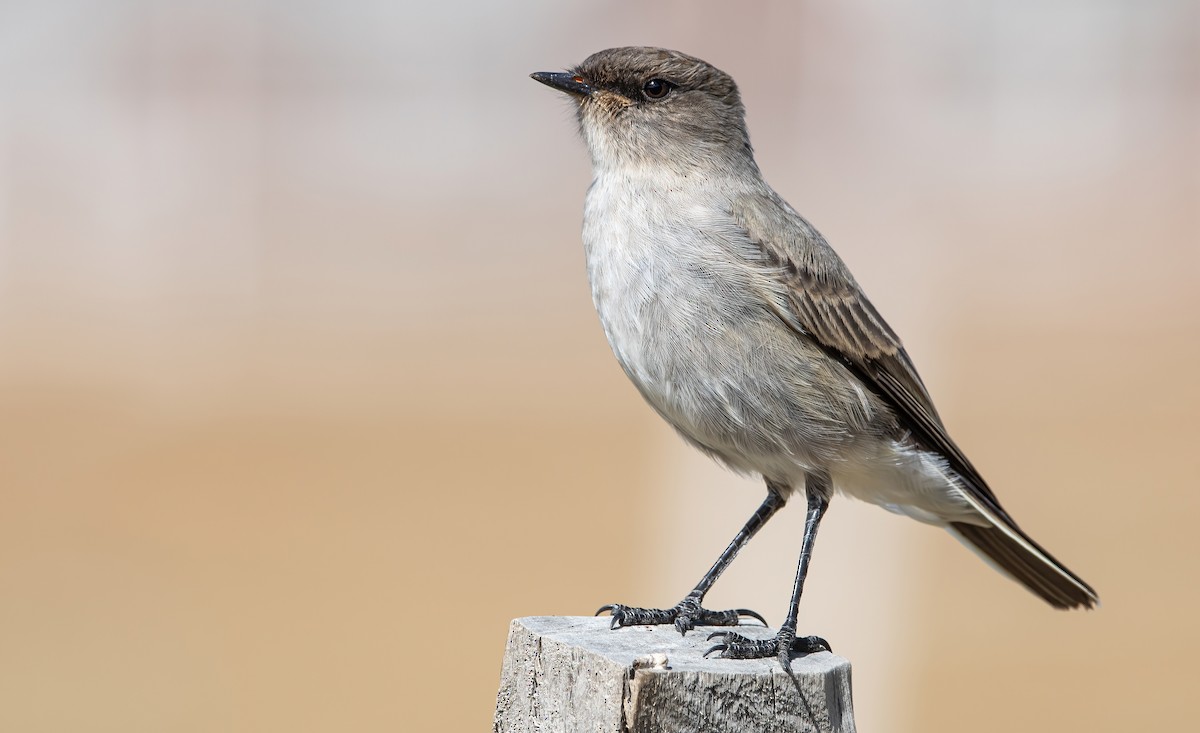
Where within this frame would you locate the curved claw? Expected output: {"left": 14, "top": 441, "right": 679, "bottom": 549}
{"left": 703, "top": 644, "right": 727, "bottom": 658}
{"left": 596, "top": 604, "right": 625, "bottom": 628}
{"left": 796, "top": 635, "right": 832, "bottom": 653}
{"left": 707, "top": 631, "right": 729, "bottom": 642}
{"left": 735, "top": 608, "right": 768, "bottom": 626}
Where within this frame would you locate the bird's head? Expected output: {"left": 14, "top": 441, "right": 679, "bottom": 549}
{"left": 531, "top": 47, "right": 753, "bottom": 175}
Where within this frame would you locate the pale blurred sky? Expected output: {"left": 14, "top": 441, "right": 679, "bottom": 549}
{"left": 2, "top": 0, "right": 1194, "bottom": 303}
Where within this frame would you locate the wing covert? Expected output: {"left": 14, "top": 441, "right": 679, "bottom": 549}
{"left": 730, "top": 192, "right": 1009, "bottom": 518}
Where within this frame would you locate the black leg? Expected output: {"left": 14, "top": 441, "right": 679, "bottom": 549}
{"left": 598, "top": 485, "right": 787, "bottom": 635}
{"left": 706, "top": 479, "right": 832, "bottom": 667}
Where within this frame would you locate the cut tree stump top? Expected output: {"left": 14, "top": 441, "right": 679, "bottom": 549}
{"left": 494, "top": 616, "right": 855, "bottom": 733}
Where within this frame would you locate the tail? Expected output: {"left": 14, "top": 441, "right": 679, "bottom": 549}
{"left": 949, "top": 520, "right": 1098, "bottom": 610}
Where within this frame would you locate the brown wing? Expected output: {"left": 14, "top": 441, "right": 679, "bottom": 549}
{"left": 732, "top": 193, "right": 1098, "bottom": 608}
{"left": 729, "top": 192, "right": 1009, "bottom": 519}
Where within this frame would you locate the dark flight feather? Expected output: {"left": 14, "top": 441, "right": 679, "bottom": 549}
{"left": 731, "top": 191, "right": 1098, "bottom": 609}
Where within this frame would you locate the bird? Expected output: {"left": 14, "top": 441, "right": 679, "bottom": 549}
{"left": 530, "top": 47, "right": 1097, "bottom": 668}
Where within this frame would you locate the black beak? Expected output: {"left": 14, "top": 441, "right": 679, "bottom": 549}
{"left": 530, "top": 71, "right": 593, "bottom": 97}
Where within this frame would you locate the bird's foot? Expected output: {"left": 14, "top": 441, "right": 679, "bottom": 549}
{"left": 704, "top": 628, "right": 830, "bottom": 668}
{"left": 597, "top": 593, "right": 766, "bottom": 635}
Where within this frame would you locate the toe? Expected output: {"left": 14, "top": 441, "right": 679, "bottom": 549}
{"left": 793, "top": 635, "right": 832, "bottom": 654}
{"left": 703, "top": 643, "right": 727, "bottom": 658}
{"left": 735, "top": 608, "right": 768, "bottom": 626}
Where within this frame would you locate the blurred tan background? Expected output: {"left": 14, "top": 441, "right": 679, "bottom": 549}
{"left": 1, "top": 1, "right": 1197, "bottom": 731}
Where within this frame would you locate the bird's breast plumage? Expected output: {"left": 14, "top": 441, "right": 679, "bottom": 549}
{"left": 581, "top": 171, "right": 885, "bottom": 481}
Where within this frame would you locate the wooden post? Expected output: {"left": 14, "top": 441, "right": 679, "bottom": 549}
{"left": 494, "top": 616, "right": 855, "bottom": 733}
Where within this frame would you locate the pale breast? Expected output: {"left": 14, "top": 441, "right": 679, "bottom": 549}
{"left": 580, "top": 173, "right": 881, "bottom": 478}
{"left": 582, "top": 175, "right": 746, "bottom": 388}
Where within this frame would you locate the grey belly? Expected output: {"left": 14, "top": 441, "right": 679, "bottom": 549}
{"left": 604, "top": 294, "right": 891, "bottom": 479}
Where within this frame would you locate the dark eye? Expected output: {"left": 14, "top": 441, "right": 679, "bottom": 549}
{"left": 642, "top": 78, "right": 674, "bottom": 100}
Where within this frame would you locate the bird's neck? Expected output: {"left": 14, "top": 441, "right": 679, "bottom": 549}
{"left": 588, "top": 151, "right": 763, "bottom": 190}
{"left": 583, "top": 128, "right": 759, "bottom": 182}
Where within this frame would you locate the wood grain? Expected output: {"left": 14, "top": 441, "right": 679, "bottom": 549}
{"left": 495, "top": 616, "right": 855, "bottom": 733}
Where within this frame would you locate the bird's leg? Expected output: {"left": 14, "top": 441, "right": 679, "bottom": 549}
{"left": 598, "top": 486, "right": 786, "bottom": 635}
{"left": 706, "top": 481, "right": 832, "bottom": 667}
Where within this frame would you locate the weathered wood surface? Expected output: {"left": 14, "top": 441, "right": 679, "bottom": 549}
{"left": 494, "top": 616, "right": 855, "bottom": 733}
